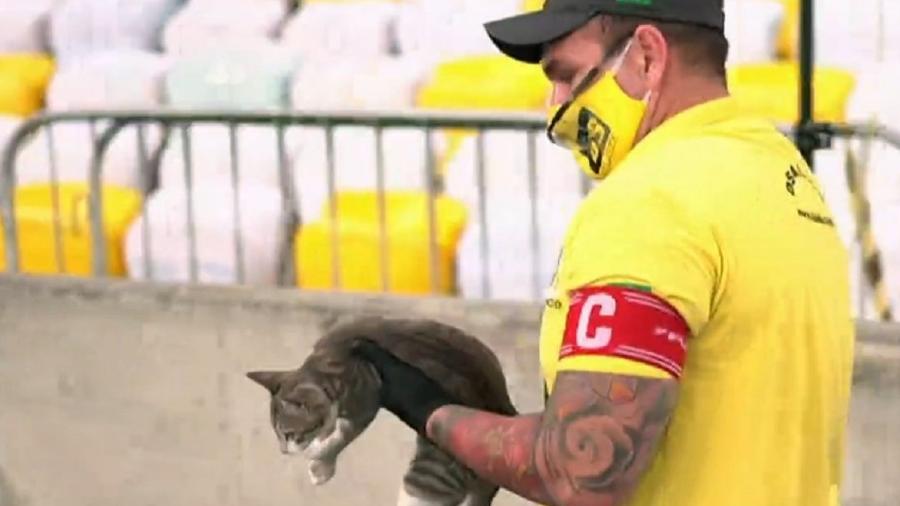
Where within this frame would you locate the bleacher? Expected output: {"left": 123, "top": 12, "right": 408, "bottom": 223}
{"left": 0, "top": 0, "right": 897, "bottom": 319}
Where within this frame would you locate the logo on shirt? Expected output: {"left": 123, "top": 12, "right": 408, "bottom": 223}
{"left": 785, "top": 164, "right": 834, "bottom": 227}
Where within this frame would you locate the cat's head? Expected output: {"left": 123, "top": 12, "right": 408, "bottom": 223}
{"left": 246, "top": 370, "right": 336, "bottom": 455}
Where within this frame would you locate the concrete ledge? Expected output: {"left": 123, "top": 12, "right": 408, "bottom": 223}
{"left": 0, "top": 274, "right": 897, "bottom": 506}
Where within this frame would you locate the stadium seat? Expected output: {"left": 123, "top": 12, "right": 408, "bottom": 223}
{"left": 0, "top": 182, "right": 142, "bottom": 276}
{"left": 124, "top": 182, "right": 289, "bottom": 285}
{"left": 295, "top": 190, "right": 468, "bottom": 295}
{"left": 775, "top": 0, "right": 883, "bottom": 70}
{"left": 0, "top": 115, "right": 23, "bottom": 150}
{"left": 158, "top": 124, "right": 302, "bottom": 191}
{"left": 887, "top": 1, "right": 900, "bottom": 64}
{"left": 291, "top": 56, "right": 427, "bottom": 112}
{"left": 280, "top": 1, "right": 398, "bottom": 62}
{"left": 444, "top": 131, "right": 583, "bottom": 301}
{"left": 727, "top": 62, "right": 856, "bottom": 123}
{"left": 289, "top": 126, "right": 432, "bottom": 221}
{"left": 162, "top": 0, "right": 287, "bottom": 56}
{"left": 848, "top": 64, "right": 900, "bottom": 126}
{"left": 0, "top": 1, "right": 56, "bottom": 53}
{"left": 0, "top": 54, "right": 55, "bottom": 117}
{"left": 46, "top": 49, "right": 170, "bottom": 110}
{"left": 416, "top": 54, "right": 551, "bottom": 175}
{"left": 723, "top": 0, "right": 784, "bottom": 65}
{"left": 416, "top": 55, "right": 550, "bottom": 113}
{"left": 165, "top": 40, "right": 299, "bottom": 110}
{"left": 13, "top": 123, "right": 164, "bottom": 192}
{"left": 393, "top": 0, "right": 521, "bottom": 62}
{"left": 49, "top": 0, "right": 184, "bottom": 66}
{"left": 15, "top": 48, "right": 166, "bottom": 192}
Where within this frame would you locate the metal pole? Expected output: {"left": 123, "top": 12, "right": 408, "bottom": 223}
{"left": 798, "top": 0, "right": 815, "bottom": 169}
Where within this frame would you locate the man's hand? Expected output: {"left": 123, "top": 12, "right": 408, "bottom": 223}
{"left": 354, "top": 339, "right": 679, "bottom": 505}
{"left": 352, "top": 339, "right": 460, "bottom": 436}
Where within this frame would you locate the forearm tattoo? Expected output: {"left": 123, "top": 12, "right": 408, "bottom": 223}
{"left": 428, "top": 371, "right": 678, "bottom": 506}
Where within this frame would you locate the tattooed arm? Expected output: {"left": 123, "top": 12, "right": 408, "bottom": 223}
{"left": 427, "top": 371, "right": 679, "bottom": 506}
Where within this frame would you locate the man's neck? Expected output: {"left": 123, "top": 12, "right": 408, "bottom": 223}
{"left": 636, "top": 76, "right": 730, "bottom": 144}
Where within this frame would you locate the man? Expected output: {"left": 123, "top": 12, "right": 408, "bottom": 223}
{"left": 356, "top": 0, "right": 856, "bottom": 504}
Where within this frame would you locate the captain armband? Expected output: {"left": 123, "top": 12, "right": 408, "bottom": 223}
{"left": 560, "top": 285, "right": 691, "bottom": 378}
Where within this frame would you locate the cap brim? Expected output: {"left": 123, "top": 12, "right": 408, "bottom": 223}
{"left": 484, "top": 10, "right": 595, "bottom": 64}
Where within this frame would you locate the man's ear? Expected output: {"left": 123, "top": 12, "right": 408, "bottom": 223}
{"left": 633, "top": 23, "right": 668, "bottom": 91}
{"left": 246, "top": 370, "right": 287, "bottom": 395}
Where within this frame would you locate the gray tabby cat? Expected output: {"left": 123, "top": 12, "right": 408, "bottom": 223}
{"left": 246, "top": 315, "right": 517, "bottom": 506}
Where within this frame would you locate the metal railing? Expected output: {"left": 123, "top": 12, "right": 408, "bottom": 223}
{"left": 0, "top": 109, "right": 898, "bottom": 317}
{"left": 0, "top": 109, "right": 558, "bottom": 298}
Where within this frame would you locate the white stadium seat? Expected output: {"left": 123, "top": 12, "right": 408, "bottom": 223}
{"left": 393, "top": 0, "right": 521, "bottom": 62}
{"left": 158, "top": 124, "right": 302, "bottom": 191}
{"left": 445, "top": 131, "right": 584, "bottom": 301}
{"left": 162, "top": 0, "right": 288, "bottom": 56}
{"left": 0, "top": 1, "right": 57, "bottom": 53}
{"left": 49, "top": 0, "right": 184, "bottom": 67}
{"left": 164, "top": 39, "right": 299, "bottom": 110}
{"left": 12, "top": 122, "right": 164, "bottom": 191}
{"left": 46, "top": 49, "right": 170, "bottom": 110}
{"left": 289, "top": 126, "right": 432, "bottom": 221}
{"left": 290, "top": 56, "right": 427, "bottom": 112}
{"left": 723, "top": 0, "right": 784, "bottom": 65}
{"left": 280, "top": 1, "right": 398, "bottom": 62}
{"left": 125, "top": 182, "right": 289, "bottom": 285}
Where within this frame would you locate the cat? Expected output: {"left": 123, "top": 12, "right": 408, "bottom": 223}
{"left": 246, "top": 315, "right": 518, "bottom": 506}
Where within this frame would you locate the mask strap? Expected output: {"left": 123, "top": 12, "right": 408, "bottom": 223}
{"left": 613, "top": 37, "right": 653, "bottom": 103}
{"left": 609, "top": 37, "right": 635, "bottom": 75}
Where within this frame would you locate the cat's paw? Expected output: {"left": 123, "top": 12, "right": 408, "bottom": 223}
{"left": 308, "top": 459, "right": 335, "bottom": 486}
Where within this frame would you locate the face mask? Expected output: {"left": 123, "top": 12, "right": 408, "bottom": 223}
{"left": 546, "top": 38, "right": 650, "bottom": 181}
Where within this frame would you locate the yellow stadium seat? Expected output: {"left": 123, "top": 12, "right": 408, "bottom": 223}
{"left": 728, "top": 62, "right": 856, "bottom": 123}
{"left": 776, "top": 0, "right": 799, "bottom": 60}
{"left": 0, "top": 74, "right": 43, "bottom": 117}
{"left": 522, "top": 0, "right": 542, "bottom": 12}
{"left": 417, "top": 55, "right": 551, "bottom": 174}
{"left": 0, "top": 183, "right": 142, "bottom": 276}
{"left": 417, "top": 54, "right": 550, "bottom": 112}
{"left": 0, "top": 54, "right": 55, "bottom": 117}
{"left": 295, "top": 191, "right": 468, "bottom": 295}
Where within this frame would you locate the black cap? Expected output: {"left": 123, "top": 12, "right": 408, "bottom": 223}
{"left": 484, "top": 0, "right": 725, "bottom": 63}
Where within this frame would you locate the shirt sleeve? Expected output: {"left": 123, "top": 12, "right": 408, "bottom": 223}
{"left": 556, "top": 180, "right": 721, "bottom": 376}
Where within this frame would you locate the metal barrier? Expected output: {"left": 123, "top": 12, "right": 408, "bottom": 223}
{"left": 0, "top": 110, "right": 898, "bottom": 317}
{"left": 0, "top": 110, "right": 557, "bottom": 298}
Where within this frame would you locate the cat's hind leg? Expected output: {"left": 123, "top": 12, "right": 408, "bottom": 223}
{"left": 397, "top": 436, "right": 469, "bottom": 506}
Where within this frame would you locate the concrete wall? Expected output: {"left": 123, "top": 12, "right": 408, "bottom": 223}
{"left": 0, "top": 274, "right": 897, "bottom": 506}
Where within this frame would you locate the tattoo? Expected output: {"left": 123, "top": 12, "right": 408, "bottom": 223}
{"left": 428, "top": 371, "right": 678, "bottom": 506}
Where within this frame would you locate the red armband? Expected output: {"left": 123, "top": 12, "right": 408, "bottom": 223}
{"left": 560, "top": 285, "right": 690, "bottom": 378}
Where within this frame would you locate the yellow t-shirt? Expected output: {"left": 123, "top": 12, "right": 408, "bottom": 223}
{"left": 539, "top": 97, "right": 855, "bottom": 505}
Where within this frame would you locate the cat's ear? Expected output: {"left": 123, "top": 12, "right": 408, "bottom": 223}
{"left": 246, "top": 370, "right": 286, "bottom": 395}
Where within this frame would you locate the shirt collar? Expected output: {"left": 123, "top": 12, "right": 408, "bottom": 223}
{"left": 629, "top": 95, "right": 744, "bottom": 157}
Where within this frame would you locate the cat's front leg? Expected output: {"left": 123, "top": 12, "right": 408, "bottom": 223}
{"left": 303, "top": 418, "right": 355, "bottom": 486}
{"left": 308, "top": 458, "right": 335, "bottom": 486}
